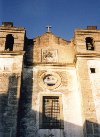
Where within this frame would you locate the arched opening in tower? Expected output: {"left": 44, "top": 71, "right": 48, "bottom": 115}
{"left": 5, "top": 34, "right": 14, "bottom": 51}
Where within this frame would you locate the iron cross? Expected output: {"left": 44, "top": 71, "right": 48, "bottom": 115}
{"left": 46, "top": 25, "right": 52, "bottom": 32}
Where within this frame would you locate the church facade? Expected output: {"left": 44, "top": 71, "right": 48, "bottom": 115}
{"left": 0, "top": 22, "right": 100, "bottom": 137}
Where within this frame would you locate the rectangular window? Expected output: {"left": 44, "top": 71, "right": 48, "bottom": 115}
{"left": 40, "top": 96, "right": 64, "bottom": 129}
{"left": 90, "top": 68, "right": 95, "bottom": 73}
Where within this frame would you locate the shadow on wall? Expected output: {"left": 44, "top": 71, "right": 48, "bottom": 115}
{"left": 0, "top": 74, "right": 19, "bottom": 137}
{"left": 23, "top": 37, "right": 35, "bottom": 66}
{"left": 17, "top": 95, "right": 100, "bottom": 137}
{"left": 16, "top": 37, "right": 100, "bottom": 137}
{"left": 16, "top": 77, "right": 100, "bottom": 137}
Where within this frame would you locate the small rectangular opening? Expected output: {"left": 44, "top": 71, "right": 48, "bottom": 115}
{"left": 90, "top": 68, "right": 95, "bottom": 73}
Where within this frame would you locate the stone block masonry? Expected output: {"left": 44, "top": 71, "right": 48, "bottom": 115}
{"left": 0, "top": 22, "right": 100, "bottom": 137}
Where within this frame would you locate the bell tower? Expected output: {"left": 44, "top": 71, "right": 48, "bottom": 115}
{"left": 75, "top": 26, "right": 100, "bottom": 137}
{"left": 0, "top": 22, "right": 25, "bottom": 51}
{"left": 0, "top": 22, "right": 25, "bottom": 137}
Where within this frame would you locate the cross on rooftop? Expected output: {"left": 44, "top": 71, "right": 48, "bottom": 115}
{"left": 46, "top": 25, "right": 52, "bottom": 32}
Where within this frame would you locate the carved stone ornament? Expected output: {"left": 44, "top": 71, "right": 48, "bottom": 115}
{"left": 43, "top": 74, "right": 58, "bottom": 86}
{"left": 42, "top": 49, "right": 58, "bottom": 62}
{"left": 39, "top": 72, "right": 61, "bottom": 90}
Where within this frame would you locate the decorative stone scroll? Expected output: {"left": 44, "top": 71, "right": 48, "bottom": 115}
{"left": 42, "top": 49, "right": 58, "bottom": 62}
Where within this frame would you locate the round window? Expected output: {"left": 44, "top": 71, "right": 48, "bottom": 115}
{"left": 43, "top": 74, "right": 58, "bottom": 86}
{"left": 39, "top": 72, "right": 61, "bottom": 90}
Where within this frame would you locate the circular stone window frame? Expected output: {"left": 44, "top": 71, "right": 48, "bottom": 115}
{"left": 39, "top": 72, "right": 61, "bottom": 90}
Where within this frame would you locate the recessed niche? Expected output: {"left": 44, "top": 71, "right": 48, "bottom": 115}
{"left": 90, "top": 68, "right": 95, "bottom": 73}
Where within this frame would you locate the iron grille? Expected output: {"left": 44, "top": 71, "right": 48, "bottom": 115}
{"left": 42, "top": 96, "right": 63, "bottom": 129}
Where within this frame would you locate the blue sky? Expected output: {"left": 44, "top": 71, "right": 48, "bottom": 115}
{"left": 1, "top": 0, "right": 100, "bottom": 40}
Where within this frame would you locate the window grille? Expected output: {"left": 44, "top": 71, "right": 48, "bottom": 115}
{"left": 41, "top": 96, "right": 63, "bottom": 129}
